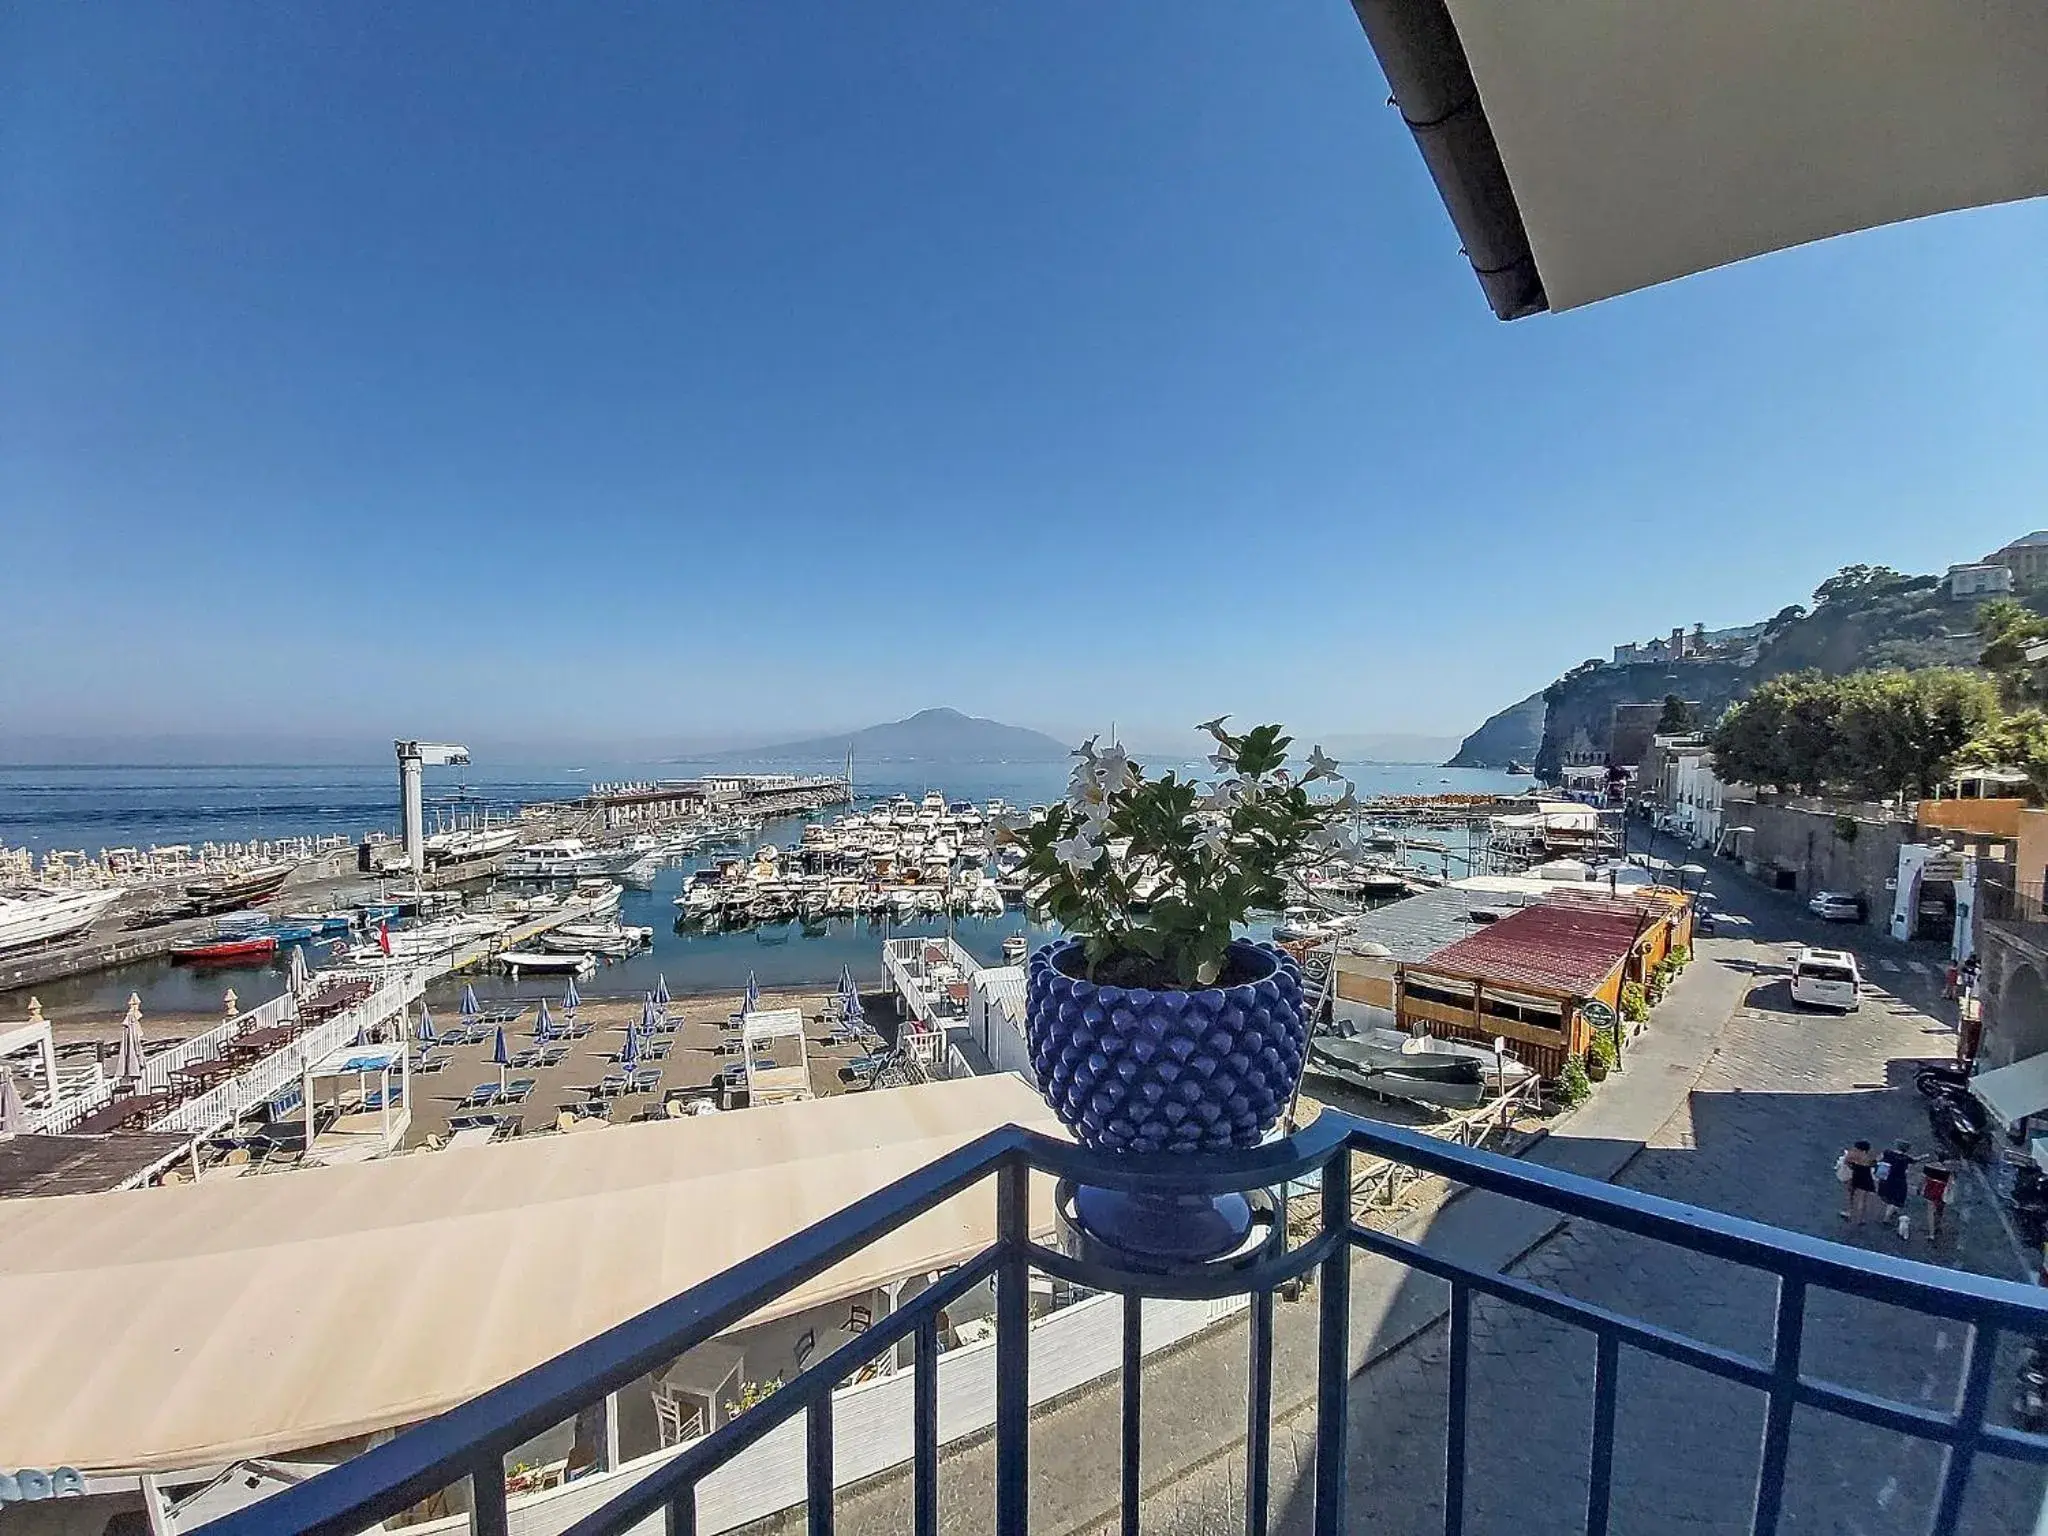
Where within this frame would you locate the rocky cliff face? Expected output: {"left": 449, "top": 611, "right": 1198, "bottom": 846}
{"left": 1533, "top": 661, "right": 1751, "bottom": 779}
{"left": 1445, "top": 691, "right": 1546, "bottom": 768}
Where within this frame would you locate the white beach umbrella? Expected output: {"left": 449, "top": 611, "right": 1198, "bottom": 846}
{"left": 116, "top": 1015, "right": 146, "bottom": 1082}
{"left": 0, "top": 1072, "right": 27, "bottom": 1133}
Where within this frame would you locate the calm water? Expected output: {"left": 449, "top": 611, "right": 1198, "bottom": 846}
{"left": 4, "top": 757, "right": 1525, "bottom": 1016}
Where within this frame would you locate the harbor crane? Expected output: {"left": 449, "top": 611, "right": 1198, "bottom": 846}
{"left": 394, "top": 740, "right": 471, "bottom": 877}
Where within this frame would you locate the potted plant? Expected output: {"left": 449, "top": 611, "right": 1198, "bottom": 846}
{"left": 1006, "top": 721, "right": 1354, "bottom": 1262}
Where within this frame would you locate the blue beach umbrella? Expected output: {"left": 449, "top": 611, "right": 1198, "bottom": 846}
{"left": 564, "top": 977, "right": 580, "bottom": 1013}
{"left": 460, "top": 985, "right": 480, "bottom": 1020}
{"left": 620, "top": 1022, "right": 640, "bottom": 1071}
{"left": 492, "top": 1025, "right": 510, "bottom": 1092}
{"left": 535, "top": 999, "right": 554, "bottom": 1040}
{"left": 655, "top": 973, "right": 671, "bottom": 1009}
{"left": 838, "top": 963, "right": 855, "bottom": 999}
{"left": 744, "top": 971, "right": 760, "bottom": 1013}
{"left": 416, "top": 1003, "right": 438, "bottom": 1046}
{"left": 642, "top": 993, "right": 659, "bottom": 1037}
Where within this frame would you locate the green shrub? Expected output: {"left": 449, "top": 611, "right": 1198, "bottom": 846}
{"left": 1621, "top": 982, "right": 1649, "bottom": 1023}
{"left": 1668, "top": 944, "right": 1691, "bottom": 968}
{"left": 1553, "top": 1055, "right": 1592, "bottom": 1107}
{"left": 1588, "top": 1029, "right": 1619, "bottom": 1071}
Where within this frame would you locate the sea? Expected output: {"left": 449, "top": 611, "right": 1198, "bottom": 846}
{"left": 0, "top": 757, "right": 1528, "bottom": 1017}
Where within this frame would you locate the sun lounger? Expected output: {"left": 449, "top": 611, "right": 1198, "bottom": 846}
{"left": 361, "top": 1087, "right": 403, "bottom": 1112}
{"left": 641, "top": 1040, "right": 671, "bottom": 1061}
{"left": 595, "top": 1075, "right": 631, "bottom": 1097}
{"left": 460, "top": 1083, "right": 503, "bottom": 1108}
{"left": 501, "top": 1077, "right": 537, "bottom": 1104}
{"left": 476, "top": 1005, "right": 526, "bottom": 1026}
{"left": 632, "top": 1067, "right": 662, "bottom": 1092}
{"left": 538, "top": 1045, "right": 569, "bottom": 1067}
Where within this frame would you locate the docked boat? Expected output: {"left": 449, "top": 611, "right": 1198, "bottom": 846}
{"left": 182, "top": 862, "right": 294, "bottom": 915}
{"left": 424, "top": 825, "right": 521, "bottom": 866}
{"left": 619, "top": 853, "right": 664, "bottom": 889}
{"left": 0, "top": 886, "right": 124, "bottom": 954}
{"left": 1001, "top": 933, "right": 1029, "bottom": 963}
{"left": 571, "top": 879, "right": 623, "bottom": 916}
{"left": 498, "top": 948, "right": 597, "bottom": 977}
{"left": 279, "top": 912, "right": 357, "bottom": 935}
{"left": 1336, "top": 1026, "right": 1532, "bottom": 1091}
{"left": 1304, "top": 1033, "right": 1486, "bottom": 1111}
{"left": 540, "top": 922, "right": 653, "bottom": 957}
{"left": 171, "top": 934, "right": 280, "bottom": 967}
{"left": 500, "top": 840, "right": 622, "bottom": 882}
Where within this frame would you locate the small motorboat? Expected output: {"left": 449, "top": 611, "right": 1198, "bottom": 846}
{"left": 182, "top": 863, "right": 294, "bottom": 915}
{"left": 498, "top": 948, "right": 597, "bottom": 977}
{"left": 540, "top": 922, "right": 653, "bottom": 957}
{"left": 1002, "top": 934, "right": 1029, "bottom": 963}
{"left": 1305, "top": 1034, "right": 1486, "bottom": 1111}
{"left": 171, "top": 934, "right": 280, "bottom": 967}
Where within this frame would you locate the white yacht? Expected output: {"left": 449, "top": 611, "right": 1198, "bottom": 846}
{"left": 501, "top": 840, "right": 619, "bottom": 881}
{"left": 0, "top": 887, "right": 123, "bottom": 954}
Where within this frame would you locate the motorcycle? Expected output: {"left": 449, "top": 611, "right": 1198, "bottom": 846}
{"left": 1915, "top": 1063, "right": 1975, "bottom": 1100}
{"left": 1928, "top": 1094, "right": 1989, "bottom": 1159}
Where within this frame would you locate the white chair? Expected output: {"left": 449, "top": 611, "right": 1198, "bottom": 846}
{"left": 652, "top": 1386, "right": 704, "bottom": 1449}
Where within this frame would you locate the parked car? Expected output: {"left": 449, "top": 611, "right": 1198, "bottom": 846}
{"left": 1808, "top": 890, "right": 1866, "bottom": 922}
{"left": 1790, "top": 947, "right": 1862, "bottom": 1011}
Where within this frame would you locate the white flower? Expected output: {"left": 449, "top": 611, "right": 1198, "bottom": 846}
{"left": 1195, "top": 823, "right": 1231, "bottom": 858}
{"left": 1053, "top": 834, "right": 1102, "bottom": 875}
{"left": 1096, "top": 743, "right": 1135, "bottom": 794}
{"left": 1207, "top": 743, "right": 1237, "bottom": 771}
{"left": 1327, "top": 779, "right": 1359, "bottom": 815}
{"left": 1076, "top": 798, "right": 1114, "bottom": 838}
{"left": 1201, "top": 778, "right": 1244, "bottom": 813}
{"left": 989, "top": 809, "right": 1031, "bottom": 835}
{"left": 1308, "top": 823, "right": 1354, "bottom": 856}
{"left": 1304, "top": 745, "right": 1341, "bottom": 783}
{"left": 1196, "top": 715, "right": 1231, "bottom": 742}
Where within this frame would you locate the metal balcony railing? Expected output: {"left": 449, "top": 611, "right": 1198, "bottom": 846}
{"left": 193, "top": 1114, "right": 2048, "bottom": 1536}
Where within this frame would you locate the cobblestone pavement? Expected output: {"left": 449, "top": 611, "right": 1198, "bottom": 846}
{"left": 1122, "top": 869, "right": 2046, "bottom": 1536}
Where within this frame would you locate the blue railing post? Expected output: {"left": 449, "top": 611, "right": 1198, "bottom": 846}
{"left": 470, "top": 1456, "right": 508, "bottom": 1536}
{"left": 913, "top": 1317, "right": 939, "bottom": 1536}
{"left": 1748, "top": 1277, "right": 1805, "bottom": 1536}
{"left": 996, "top": 1157, "right": 1031, "bottom": 1536}
{"left": 1245, "top": 1286, "right": 1276, "bottom": 1536}
{"left": 1313, "top": 1143, "right": 1351, "bottom": 1536}
{"left": 1444, "top": 1282, "right": 1471, "bottom": 1536}
{"left": 1120, "top": 1290, "right": 1142, "bottom": 1536}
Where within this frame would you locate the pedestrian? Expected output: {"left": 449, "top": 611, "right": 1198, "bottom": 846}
{"left": 1877, "top": 1140, "right": 1915, "bottom": 1234}
{"left": 1838, "top": 1140, "right": 1879, "bottom": 1224}
{"left": 1922, "top": 1162, "right": 1954, "bottom": 1239}
{"left": 1944, "top": 962, "right": 1960, "bottom": 1000}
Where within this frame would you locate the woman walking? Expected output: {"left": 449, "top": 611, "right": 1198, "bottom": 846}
{"left": 1840, "top": 1140, "right": 1879, "bottom": 1224}
{"left": 1877, "top": 1140, "right": 1915, "bottom": 1234}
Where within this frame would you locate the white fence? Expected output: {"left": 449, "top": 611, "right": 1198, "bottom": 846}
{"left": 399, "top": 1288, "right": 1247, "bottom": 1536}
{"left": 138, "top": 993, "right": 296, "bottom": 1096}
{"left": 148, "top": 972, "right": 422, "bottom": 1138}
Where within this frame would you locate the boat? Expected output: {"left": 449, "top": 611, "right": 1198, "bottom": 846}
{"left": 1335, "top": 1025, "right": 1532, "bottom": 1091}
{"left": 619, "top": 853, "right": 664, "bottom": 889}
{"left": 540, "top": 922, "right": 653, "bottom": 957}
{"left": 1001, "top": 934, "right": 1029, "bottom": 963}
{"left": 1506, "top": 761, "right": 1534, "bottom": 776}
{"left": 280, "top": 912, "right": 357, "bottom": 935}
{"left": 0, "top": 886, "right": 124, "bottom": 954}
{"left": 1304, "top": 1034, "right": 1486, "bottom": 1111}
{"left": 571, "top": 879, "right": 623, "bottom": 916}
{"left": 171, "top": 934, "right": 280, "bottom": 967}
{"left": 182, "top": 862, "right": 294, "bottom": 915}
{"left": 501, "top": 840, "right": 622, "bottom": 881}
{"left": 424, "top": 825, "right": 521, "bottom": 866}
{"left": 498, "top": 948, "right": 597, "bottom": 976}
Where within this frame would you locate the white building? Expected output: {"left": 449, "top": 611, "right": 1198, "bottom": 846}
{"left": 965, "top": 965, "right": 1034, "bottom": 1085}
{"left": 1671, "top": 748, "right": 1726, "bottom": 850}
{"left": 1948, "top": 562, "right": 2016, "bottom": 599}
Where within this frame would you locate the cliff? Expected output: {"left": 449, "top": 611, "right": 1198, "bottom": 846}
{"left": 1445, "top": 691, "right": 1546, "bottom": 768}
{"left": 1532, "top": 661, "right": 1752, "bottom": 779}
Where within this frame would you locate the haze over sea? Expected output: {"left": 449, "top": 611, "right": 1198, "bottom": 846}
{"left": 2, "top": 755, "right": 1525, "bottom": 1018}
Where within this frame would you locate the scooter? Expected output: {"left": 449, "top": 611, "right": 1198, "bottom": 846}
{"left": 1928, "top": 1095, "right": 1989, "bottom": 1159}
{"left": 2013, "top": 1341, "right": 2048, "bottom": 1433}
{"left": 1915, "top": 1063, "right": 1975, "bottom": 1099}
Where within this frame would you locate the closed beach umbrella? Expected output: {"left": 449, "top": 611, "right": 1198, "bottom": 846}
{"left": 417, "top": 1003, "right": 438, "bottom": 1046}
{"left": 116, "top": 1014, "right": 146, "bottom": 1082}
{"left": 492, "top": 1025, "right": 510, "bottom": 1093}
{"left": 564, "top": 977, "right": 580, "bottom": 1013}
{"left": 655, "top": 973, "right": 671, "bottom": 1009}
{"left": 461, "top": 985, "right": 481, "bottom": 1020}
{"left": 0, "top": 1073, "right": 26, "bottom": 1134}
{"left": 641, "top": 993, "right": 658, "bottom": 1037}
{"left": 744, "top": 971, "right": 760, "bottom": 1013}
{"left": 838, "top": 964, "right": 855, "bottom": 999}
{"left": 535, "top": 999, "right": 554, "bottom": 1040}
{"left": 620, "top": 1022, "right": 640, "bottom": 1071}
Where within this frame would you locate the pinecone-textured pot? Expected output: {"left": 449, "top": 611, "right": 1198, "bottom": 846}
{"left": 1025, "top": 938, "right": 1306, "bottom": 1155}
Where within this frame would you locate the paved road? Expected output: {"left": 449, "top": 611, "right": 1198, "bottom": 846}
{"left": 1121, "top": 850, "right": 2046, "bottom": 1536}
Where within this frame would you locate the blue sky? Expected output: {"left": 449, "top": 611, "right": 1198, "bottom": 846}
{"left": 4, "top": 3, "right": 2045, "bottom": 758}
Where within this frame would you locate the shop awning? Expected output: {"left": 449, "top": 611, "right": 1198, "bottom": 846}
{"left": 1970, "top": 1053, "right": 2048, "bottom": 1127}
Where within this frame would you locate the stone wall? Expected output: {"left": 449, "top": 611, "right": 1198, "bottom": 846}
{"left": 1726, "top": 793, "right": 1913, "bottom": 914}
{"left": 1975, "top": 923, "right": 2048, "bottom": 1069}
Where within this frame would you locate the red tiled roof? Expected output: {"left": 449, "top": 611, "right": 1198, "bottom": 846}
{"left": 1417, "top": 899, "right": 1650, "bottom": 997}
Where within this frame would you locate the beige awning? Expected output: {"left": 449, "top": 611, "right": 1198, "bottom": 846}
{"left": 1352, "top": 0, "right": 2048, "bottom": 315}
{"left": 1971, "top": 1053, "right": 2048, "bottom": 1129}
{"left": 0, "top": 1074, "right": 1063, "bottom": 1475}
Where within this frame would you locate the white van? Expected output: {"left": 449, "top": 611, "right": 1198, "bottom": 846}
{"left": 1790, "top": 947, "right": 1861, "bottom": 1012}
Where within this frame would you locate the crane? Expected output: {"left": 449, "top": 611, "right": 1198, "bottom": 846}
{"left": 394, "top": 740, "right": 472, "bottom": 877}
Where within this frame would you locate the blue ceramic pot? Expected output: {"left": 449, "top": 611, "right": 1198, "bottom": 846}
{"left": 1025, "top": 938, "right": 1307, "bottom": 1156}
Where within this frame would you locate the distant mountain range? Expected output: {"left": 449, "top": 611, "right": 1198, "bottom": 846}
{"left": 717, "top": 708, "right": 1073, "bottom": 764}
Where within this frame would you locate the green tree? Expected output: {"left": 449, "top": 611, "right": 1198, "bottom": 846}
{"left": 1812, "top": 564, "right": 1910, "bottom": 607}
{"left": 1963, "top": 708, "right": 2048, "bottom": 803}
{"left": 1655, "top": 694, "right": 1697, "bottom": 733}
{"left": 1976, "top": 597, "right": 2048, "bottom": 706}
{"left": 1711, "top": 668, "right": 1995, "bottom": 798}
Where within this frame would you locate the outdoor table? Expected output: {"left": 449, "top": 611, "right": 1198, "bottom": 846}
{"left": 70, "top": 1092, "right": 173, "bottom": 1136}
{"left": 175, "top": 1058, "right": 240, "bottom": 1086}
